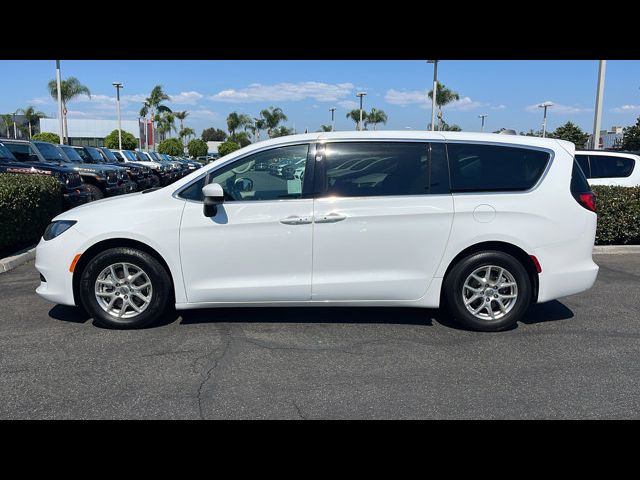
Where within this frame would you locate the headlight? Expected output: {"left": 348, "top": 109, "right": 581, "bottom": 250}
{"left": 43, "top": 220, "right": 77, "bottom": 241}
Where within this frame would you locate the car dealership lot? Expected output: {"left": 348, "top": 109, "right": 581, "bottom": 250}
{"left": 1, "top": 253, "right": 639, "bottom": 420}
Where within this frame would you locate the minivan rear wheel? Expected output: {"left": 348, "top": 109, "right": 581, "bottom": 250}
{"left": 443, "top": 251, "right": 531, "bottom": 332}
{"left": 79, "top": 247, "right": 171, "bottom": 329}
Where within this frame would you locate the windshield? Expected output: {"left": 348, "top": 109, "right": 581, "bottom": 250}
{"left": 60, "top": 146, "right": 84, "bottom": 162}
{"left": 100, "top": 147, "right": 118, "bottom": 162}
{"left": 0, "top": 144, "right": 17, "bottom": 161}
{"left": 123, "top": 150, "right": 138, "bottom": 161}
{"left": 86, "top": 147, "right": 105, "bottom": 162}
{"left": 133, "top": 151, "right": 147, "bottom": 162}
{"left": 35, "top": 142, "right": 68, "bottom": 162}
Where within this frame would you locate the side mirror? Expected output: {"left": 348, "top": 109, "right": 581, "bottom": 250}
{"left": 202, "top": 183, "right": 224, "bottom": 217}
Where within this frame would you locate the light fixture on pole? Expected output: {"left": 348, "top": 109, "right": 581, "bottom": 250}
{"left": 55, "top": 60, "right": 64, "bottom": 144}
{"left": 112, "top": 82, "right": 124, "bottom": 150}
{"left": 538, "top": 101, "right": 554, "bottom": 138}
{"left": 329, "top": 107, "right": 336, "bottom": 131}
{"left": 478, "top": 114, "right": 488, "bottom": 132}
{"left": 356, "top": 92, "right": 367, "bottom": 131}
{"left": 427, "top": 60, "right": 439, "bottom": 131}
{"left": 591, "top": 60, "right": 607, "bottom": 150}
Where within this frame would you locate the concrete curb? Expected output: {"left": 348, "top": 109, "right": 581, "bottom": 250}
{"left": 0, "top": 246, "right": 36, "bottom": 273}
{"left": 593, "top": 245, "right": 640, "bottom": 254}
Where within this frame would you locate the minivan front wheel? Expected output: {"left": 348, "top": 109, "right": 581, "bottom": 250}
{"left": 79, "top": 247, "right": 171, "bottom": 329}
{"left": 444, "top": 251, "right": 531, "bottom": 332}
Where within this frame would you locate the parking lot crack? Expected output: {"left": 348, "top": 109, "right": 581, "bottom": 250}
{"left": 241, "top": 337, "right": 363, "bottom": 356}
{"left": 292, "top": 400, "right": 307, "bottom": 420}
{"left": 196, "top": 326, "right": 233, "bottom": 420}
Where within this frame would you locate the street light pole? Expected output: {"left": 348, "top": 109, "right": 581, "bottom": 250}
{"left": 538, "top": 101, "right": 554, "bottom": 138}
{"left": 427, "top": 60, "right": 439, "bottom": 131}
{"left": 591, "top": 60, "right": 607, "bottom": 150}
{"left": 55, "top": 60, "right": 64, "bottom": 144}
{"left": 12, "top": 111, "right": 17, "bottom": 139}
{"left": 329, "top": 107, "right": 336, "bottom": 131}
{"left": 356, "top": 92, "right": 367, "bottom": 131}
{"left": 112, "top": 82, "right": 124, "bottom": 150}
{"left": 478, "top": 114, "right": 487, "bottom": 132}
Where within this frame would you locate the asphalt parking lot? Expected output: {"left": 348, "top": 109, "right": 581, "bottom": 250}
{"left": 1, "top": 253, "right": 639, "bottom": 419}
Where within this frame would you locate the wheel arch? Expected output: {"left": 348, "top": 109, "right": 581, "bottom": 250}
{"left": 72, "top": 238, "right": 176, "bottom": 307}
{"left": 440, "top": 241, "right": 539, "bottom": 303}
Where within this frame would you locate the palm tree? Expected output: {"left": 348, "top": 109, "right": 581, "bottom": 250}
{"left": 346, "top": 109, "right": 367, "bottom": 130}
{"left": 180, "top": 127, "right": 195, "bottom": 143}
{"left": 259, "top": 107, "right": 288, "bottom": 138}
{"left": 427, "top": 83, "right": 460, "bottom": 131}
{"left": 47, "top": 76, "right": 91, "bottom": 144}
{"left": 1, "top": 114, "right": 12, "bottom": 138}
{"left": 364, "top": 108, "right": 388, "bottom": 131}
{"left": 319, "top": 124, "right": 333, "bottom": 132}
{"left": 18, "top": 105, "right": 46, "bottom": 138}
{"left": 174, "top": 111, "right": 189, "bottom": 137}
{"left": 250, "top": 117, "right": 267, "bottom": 142}
{"left": 144, "top": 85, "right": 172, "bottom": 150}
{"left": 156, "top": 111, "right": 176, "bottom": 141}
{"left": 270, "top": 126, "right": 294, "bottom": 138}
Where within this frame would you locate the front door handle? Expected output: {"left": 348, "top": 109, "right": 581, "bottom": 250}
{"left": 280, "top": 215, "right": 312, "bottom": 225}
{"left": 314, "top": 212, "right": 347, "bottom": 224}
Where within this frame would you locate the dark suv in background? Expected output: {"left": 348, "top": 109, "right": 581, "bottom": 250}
{"left": 72, "top": 146, "right": 147, "bottom": 193}
{"left": 96, "top": 147, "right": 158, "bottom": 189}
{"left": 0, "top": 139, "right": 91, "bottom": 208}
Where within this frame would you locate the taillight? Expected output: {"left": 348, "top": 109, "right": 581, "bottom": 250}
{"left": 576, "top": 192, "right": 596, "bottom": 212}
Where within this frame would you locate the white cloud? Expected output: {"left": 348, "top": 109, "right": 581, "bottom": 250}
{"left": 611, "top": 104, "right": 640, "bottom": 113}
{"left": 492, "top": 104, "right": 506, "bottom": 110}
{"left": 525, "top": 101, "right": 591, "bottom": 114}
{"left": 446, "top": 96, "right": 488, "bottom": 111}
{"left": 338, "top": 100, "right": 358, "bottom": 109}
{"left": 187, "top": 109, "right": 220, "bottom": 120}
{"left": 31, "top": 96, "right": 53, "bottom": 105}
{"left": 384, "top": 89, "right": 427, "bottom": 106}
{"left": 169, "top": 91, "right": 204, "bottom": 105}
{"left": 209, "top": 82, "right": 354, "bottom": 103}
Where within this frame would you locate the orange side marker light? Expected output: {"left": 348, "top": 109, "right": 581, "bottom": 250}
{"left": 69, "top": 254, "right": 82, "bottom": 273}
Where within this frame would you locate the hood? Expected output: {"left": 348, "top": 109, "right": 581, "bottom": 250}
{"left": 71, "top": 163, "right": 122, "bottom": 174}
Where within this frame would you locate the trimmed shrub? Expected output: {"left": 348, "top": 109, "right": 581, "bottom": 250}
{"left": 592, "top": 186, "right": 640, "bottom": 245}
{"left": 104, "top": 129, "right": 138, "bottom": 150}
{"left": 187, "top": 139, "right": 208, "bottom": 158}
{"left": 158, "top": 138, "right": 184, "bottom": 156}
{"left": 0, "top": 174, "right": 63, "bottom": 252}
{"left": 217, "top": 140, "right": 240, "bottom": 157}
{"left": 31, "top": 132, "right": 60, "bottom": 144}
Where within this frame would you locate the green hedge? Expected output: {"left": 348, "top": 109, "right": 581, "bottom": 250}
{"left": 0, "top": 174, "right": 63, "bottom": 252}
{"left": 592, "top": 186, "right": 640, "bottom": 245}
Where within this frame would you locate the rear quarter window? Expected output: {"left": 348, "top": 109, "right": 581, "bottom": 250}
{"left": 447, "top": 143, "right": 551, "bottom": 192}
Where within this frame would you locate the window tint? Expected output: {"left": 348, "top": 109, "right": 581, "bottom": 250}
{"left": 35, "top": 142, "right": 67, "bottom": 162}
{"left": 60, "top": 146, "right": 83, "bottom": 162}
{"left": 589, "top": 155, "right": 635, "bottom": 178}
{"left": 0, "top": 144, "right": 16, "bottom": 161}
{"left": 73, "top": 147, "right": 92, "bottom": 162}
{"left": 575, "top": 154, "right": 590, "bottom": 177}
{"left": 111, "top": 151, "right": 125, "bottom": 162}
{"left": 3, "top": 143, "right": 31, "bottom": 162}
{"left": 319, "top": 142, "right": 434, "bottom": 197}
{"left": 447, "top": 143, "right": 550, "bottom": 192}
{"left": 571, "top": 159, "right": 591, "bottom": 194}
{"left": 100, "top": 148, "right": 118, "bottom": 162}
{"left": 180, "top": 144, "right": 310, "bottom": 202}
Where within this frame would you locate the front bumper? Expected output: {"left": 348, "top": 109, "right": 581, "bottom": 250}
{"left": 62, "top": 187, "right": 92, "bottom": 209}
{"left": 105, "top": 183, "right": 127, "bottom": 196}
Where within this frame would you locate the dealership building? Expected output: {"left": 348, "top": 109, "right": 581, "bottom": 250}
{"left": 39, "top": 118, "right": 143, "bottom": 147}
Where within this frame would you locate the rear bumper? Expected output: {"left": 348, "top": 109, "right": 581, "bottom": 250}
{"left": 537, "top": 261, "right": 599, "bottom": 303}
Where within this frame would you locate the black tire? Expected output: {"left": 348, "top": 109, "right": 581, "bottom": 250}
{"left": 443, "top": 250, "right": 531, "bottom": 332}
{"left": 78, "top": 247, "right": 172, "bottom": 329}
{"left": 85, "top": 183, "right": 104, "bottom": 200}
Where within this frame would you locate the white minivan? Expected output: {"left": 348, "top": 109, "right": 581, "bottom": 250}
{"left": 35, "top": 132, "right": 599, "bottom": 332}
{"left": 575, "top": 150, "right": 640, "bottom": 187}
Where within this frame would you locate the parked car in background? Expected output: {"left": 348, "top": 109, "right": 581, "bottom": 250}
{"left": 575, "top": 150, "right": 640, "bottom": 187}
{"left": 35, "top": 131, "right": 598, "bottom": 332}
{"left": 0, "top": 139, "right": 91, "bottom": 208}
{"left": 96, "top": 147, "right": 159, "bottom": 188}
{"left": 71, "top": 146, "right": 138, "bottom": 193}
{"left": 112, "top": 149, "right": 172, "bottom": 186}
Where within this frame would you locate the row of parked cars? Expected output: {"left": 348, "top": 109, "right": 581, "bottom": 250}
{"left": 0, "top": 138, "right": 202, "bottom": 208}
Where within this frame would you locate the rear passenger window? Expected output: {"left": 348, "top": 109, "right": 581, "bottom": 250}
{"left": 319, "top": 142, "right": 445, "bottom": 197}
{"left": 447, "top": 143, "right": 550, "bottom": 192}
{"left": 589, "top": 155, "right": 635, "bottom": 178}
{"left": 575, "top": 154, "right": 590, "bottom": 177}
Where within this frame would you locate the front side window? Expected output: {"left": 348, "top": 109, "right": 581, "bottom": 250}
{"left": 111, "top": 151, "right": 125, "bottom": 162}
{"left": 35, "top": 142, "right": 68, "bottom": 163}
{"left": 100, "top": 148, "right": 118, "bottom": 162}
{"left": 122, "top": 150, "right": 138, "bottom": 161}
{"left": 73, "top": 147, "right": 92, "bottom": 163}
{"left": 317, "top": 142, "right": 439, "bottom": 197}
{"left": 180, "top": 144, "right": 310, "bottom": 202}
{"left": 447, "top": 143, "right": 550, "bottom": 192}
{"left": 60, "top": 146, "right": 84, "bottom": 163}
{"left": 589, "top": 155, "right": 635, "bottom": 178}
{"left": 3, "top": 143, "right": 32, "bottom": 162}
{"left": 0, "top": 144, "right": 17, "bottom": 161}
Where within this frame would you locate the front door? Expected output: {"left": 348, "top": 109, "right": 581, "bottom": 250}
{"left": 179, "top": 143, "right": 315, "bottom": 304}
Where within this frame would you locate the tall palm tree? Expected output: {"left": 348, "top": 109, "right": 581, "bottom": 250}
{"left": 427, "top": 83, "right": 460, "bottom": 131}
{"left": 47, "top": 76, "right": 91, "bottom": 144}
{"left": 259, "top": 107, "right": 288, "bottom": 138}
{"left": 174, "top": 111, "right": 189, "bottom": 134}
{"left": 364, "top": 108, "right": 388, "bottom": 131}
{"left": 226, "top": 112, "right": 253, "bottom": 137}
{"left": 270, "top": 126, "right": 294, "bottom": 138}
{"left": 251, "top": 117, "right": 267, "bottom": 142}
{"left": 319, "top": 124, "right": 333, "bottom": 132}
{"left": 180, "top": 127, "right": 195, "bottom": 143}
{"left": 346, "top": 109, "right": 367, "bottom": 130}
{"left": 156, "top": 111, "right": 176, "bottom": 141}
{"left": 18, "top": 105, "right": 46, "bottom": 138}
{"left": 1, "top": 114, "right": 12, "bottom": 138}
{"left": 144, "top": 85, "right": 172, "bottom": 150}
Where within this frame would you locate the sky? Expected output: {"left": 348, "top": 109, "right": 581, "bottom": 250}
{"left": 1, "top": 60, "right": 639, "bottom": 136}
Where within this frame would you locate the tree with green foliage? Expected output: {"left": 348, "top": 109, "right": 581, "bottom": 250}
{"left": 174, "top": 111, "right": 189, "bottom": 132}
{"left": 428, "top": 83, "right": 460, "bottom": 130}
{"left": 622, "top": 117, "right": 640, "bottom": 151}
{"left": 318, "top": 124, "right": 333, "bottom": 132}
{"left": 551, "top": 121, "right": 589, "bottom": 148}
{"left": 230, "top": 131, "right": 251, "bottom": 147}
{"left": 270, "top": 126, "right": 294, "bottom": 138}
{"left": 217, "top": 140, "right": 241, "bottom": 157}
{"left": 364, "top": 108, "right": 388, "bottom": 131}
{"left": 346, "top": 109, "right": 367, "bottom": 130}
{"left": 1, "top": 114, "right": 13, "bottom": 138}
{"left": 226, "top": 112, "right": 253, "bottom": 137}
{"left": 180, "top": 127, "right": 195, "bottom": 143}
{"left": 47, "top": 76, "right": 91, "bottom": 144}
{"left": 141, "top": 85, "right": 172, "bottom": 151}
{"left": 32, "top": 132, "right": 60, "bottom": 144}
{"left": 428, "top": 120, "right": 462, "bottom": 131}
{"left": 18, "top": 106, "right": 46, "bottom": 138}
{"left": 104, "top": 129, "right": 138, "bottom": 150}
{"left": 251, "top": 117, "right": 267, "bottom": 141}
{"left": 201, "top": 127, "right": 227, "bottom": 142}
{"left": 259, "top": 107, "right": 288, "bottom": 138}
{"left": 157, "top": 138, "right": 184, "bottom": 156}
{"left": 187, "top": 138, "right": 208, "bottom": 158}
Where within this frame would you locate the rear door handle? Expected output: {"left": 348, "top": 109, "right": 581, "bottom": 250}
{"left": 314, "top": 212, "right": 347, "bottom": 223}
{"left": 280, "top": 215, "right": 312, "bottom": 225}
